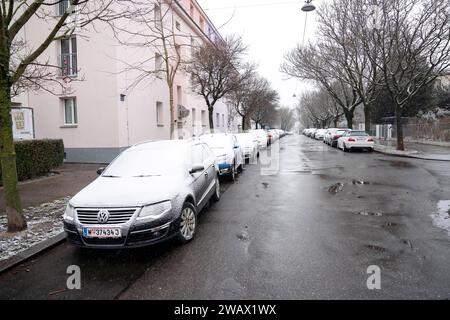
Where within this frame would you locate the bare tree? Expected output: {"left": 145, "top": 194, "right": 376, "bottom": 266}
{"left": 249, "top": 79, "right": 279, "bottom": 129}
{"left": 315, "top": 0, "right": 382, "bottom": 133}
{"left": 1, "top": 0, "right": 115, "bottom": 232}
{"left": 106, "top": 0, "right": 194, "bottom": 139}
{"left": 370, "top": 0, "right": 450, "bottom": 150}
{"left": 282, "top": 44, "right": 362, "bottom": 129}
{"left": 279, "top": 107, "right": 295, "bottom": 131}
{"left": 297, "top": 89, "right": 341, "bottom": 128}
{"left": 185, "top": 35, "right": 254, "bottom": 132}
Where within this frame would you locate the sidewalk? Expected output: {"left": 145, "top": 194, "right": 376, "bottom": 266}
{"left": 0, "top": 163, "right": 100, "bottom": 215}
{"left": 0, "top": 163, "right": 100, "bottom": 269}
{"left": 375, "top": 140, "right": 450, "bottom": 161}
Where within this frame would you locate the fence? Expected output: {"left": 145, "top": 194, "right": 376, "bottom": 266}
{"left": 372, "top": 118, "right": 450, "bottom": 142}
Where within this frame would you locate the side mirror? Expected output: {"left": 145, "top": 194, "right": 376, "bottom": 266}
{"left": 189, "top": 165, "right": 204, "bottom": 174}
{"left": 97, "top": 167, "right": 105, "bottom": 175}
{"left": 234, "top": 145, "right": 240, "bottom": 149}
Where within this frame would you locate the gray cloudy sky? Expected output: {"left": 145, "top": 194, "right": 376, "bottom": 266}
{"left": 197, "top": 0, "right": 324, "bottom": 107}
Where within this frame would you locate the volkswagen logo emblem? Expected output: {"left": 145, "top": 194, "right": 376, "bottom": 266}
{"left": 97, "top": 210, "right": 110, "bottom": 224}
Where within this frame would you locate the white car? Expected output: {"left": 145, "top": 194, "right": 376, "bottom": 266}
{"left": 337, "top": 131, "right": 375, "bottom": 152}
{"left": 235, "top": 133, "right": 259, "bottom": 163}
{"left": 314, "top": 129, "right": 328, "bottom": 140}
{"left": 249, "top": 129, "right": 268, "bottom": 148}
{"left": 199, "top": 133, "right": 244, "bottom": 181}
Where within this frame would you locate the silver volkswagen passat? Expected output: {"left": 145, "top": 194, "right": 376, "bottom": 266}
{"left": 63, "top": 139, "right": 220, "bottom": 248}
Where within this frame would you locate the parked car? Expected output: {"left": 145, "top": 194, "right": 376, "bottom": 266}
{"left": 324, "top": 128, "right": 351, "bottom": 147}
{"left": 314, "top": 129, "right": 328, "bottom": 140}
{"left": 235, "top": 133, "right": 260, "bottom": 163}
{"left": 63, "top": 139, "right": 220, "bottom": 249}
{"left": 249, "top": 129, "right": 268, "bottom": 148}
{"left": 337, "top": 130, "right": 375, "bottom": 152}
{"left": 199, "top": 133, "right": 243, "bottom": 181}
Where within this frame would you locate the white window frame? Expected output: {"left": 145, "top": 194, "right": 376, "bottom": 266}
{"left": 63, "top": 97, "right": 77, "bottom": 125}
{"left": 60, "top": 37, "right": 77, "bottom": 76}
{"left": 156, "top": 101, "right": 164, "bottom": 126}
{"left": 57, "top": 0, "right": 70, "bottom": 16}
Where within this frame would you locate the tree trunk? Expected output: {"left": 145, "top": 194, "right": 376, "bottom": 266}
{"left": 395, "top": 105, "right": 404, "bottom": 151}
{"left": 343, "top": 109, "right": 354, "bottom": 129}
{"left": 0, "top": 82, "right": 26, "bottom": 232}
{"left": 333, "top": 116, "right": 338, "bottom": 128}
{"left": 169, "top": 85, "right": 175, "bottom": 139}
{"left": 208, "top": 107, "right": 214, "bottom": 134}
{"left": 241, "top": 115, "right": 246, "bottom": 131}
{"left": 364, "top": 103, "right": 371, "bottom": 134}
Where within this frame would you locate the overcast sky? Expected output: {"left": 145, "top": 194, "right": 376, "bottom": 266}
{"left": 197, "top": 0, "right": 324, "bottom": 108}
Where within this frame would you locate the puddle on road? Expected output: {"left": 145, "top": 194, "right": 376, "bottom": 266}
{"left": 352, "top": 179, "right": 370, "bottom": 185}
{"left": 328, "top": 183, "right": 344, "bottom": 194}
{"left": 431, "top": 200, "right": 450, "bottom": 236}
{"left": 356, "top": 211, "right": 383, "bottom": 217}
{"left": 365, "top": 244, "right": 387, "bottom": 253}
{"left": 378, "top": 159, "right": 415, "bottom": 168}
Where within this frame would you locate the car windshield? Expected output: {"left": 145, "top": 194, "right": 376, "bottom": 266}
{"left": 103, "top": 146, "right": 187, "bottom": 178}
{"left": 349, "top": 131, "right": 369, "bottom": 136}
{"left": 337, "top": 130, "right": 348, "bottom": 135}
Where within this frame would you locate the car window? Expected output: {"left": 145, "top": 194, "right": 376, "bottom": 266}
{"left": 349, "top": 131, "right": 369, "bottom": 136}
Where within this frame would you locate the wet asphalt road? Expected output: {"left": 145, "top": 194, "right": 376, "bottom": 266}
{"left": 1, "top": 134, "right": 450, "bottom": 300}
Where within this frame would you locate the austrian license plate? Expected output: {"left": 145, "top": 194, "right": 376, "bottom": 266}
{"left": 83, "top": 227, "right": 121, "bottom": 238}
{"left": 357, "top": 137, "right": 365, "bottom": 141}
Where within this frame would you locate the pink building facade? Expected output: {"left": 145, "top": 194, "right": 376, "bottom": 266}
{"left": 12, "top": 0, "right": 230, "bottom": 163}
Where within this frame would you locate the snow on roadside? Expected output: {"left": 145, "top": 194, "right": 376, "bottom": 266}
{"left": 0, "top": 196, "right": 70, "bottom": 262}
{"left": 431, "top": 200, "right": 450, "bottom": 236}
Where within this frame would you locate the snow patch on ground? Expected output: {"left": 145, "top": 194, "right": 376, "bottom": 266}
{"left": 0, "top": 196, "right": 70, "bottom": 262}
{"left": 431, "top": 200, "right": 450, "bottom": 236}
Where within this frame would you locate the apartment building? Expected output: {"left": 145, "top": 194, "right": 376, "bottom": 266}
{"left": 12, "top": 0, "right": 230, "bottom": 163}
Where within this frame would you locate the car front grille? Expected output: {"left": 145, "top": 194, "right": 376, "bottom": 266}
{"left": 76, "top": 208, "right": 138, "bottom": 225}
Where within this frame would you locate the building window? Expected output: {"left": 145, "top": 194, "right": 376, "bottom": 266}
{"left": 58, "top": 0, "right": 70, "bottom": 16}
{"left": 216, "top": 113, "right": 220, "bottom": 126}
{"left": 177, "top": 86, "right": 182, "bottom": 105}
{"left": 199, "top": 17, "right": 205, "bottom": 31}
{"left": 222, "top": 114, "right": 225, "bottom": 127}
{"left": 154, "top": 4, "right": 162, "bottom": 30}
{"left": 60, "top": 37, "right": 77, "bottom": 76}
{"left": 175, "top": 21, "right": 181, "bottom": 31}
{"left": 192, "top": 108, "right": 196, "bottom": 126}
{"left": 155, "top": 53, "right": 163, "bottom": 76}
{"left": 156, "top": 101, "right": 163, "bottom": 126}
{"left": 201, "top": 110, "right": 207, "bottom": 127}
{"left": 63, "top": 98, "right": 77, "bottom": 125}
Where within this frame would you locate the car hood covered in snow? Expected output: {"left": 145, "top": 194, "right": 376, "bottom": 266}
{"left": 70, "top": 175, "right": 183, "bottom": 208}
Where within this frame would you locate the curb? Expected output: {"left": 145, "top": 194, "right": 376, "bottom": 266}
{"left": 374, "top": 147, "right": 450, "bottom": 162}
{"left": 0, "top": 232, "right": 66, "bottom": 274}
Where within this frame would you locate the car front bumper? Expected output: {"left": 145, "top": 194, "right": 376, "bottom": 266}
{"left": 218, "top": 162, "right": 232, "bottom": 175}
{"left": 64, "top": 208, "right": 180, "bottom": 249}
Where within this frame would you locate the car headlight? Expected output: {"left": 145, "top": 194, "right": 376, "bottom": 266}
{"left": 63, "top": 203, "right": 76, "bottom": 222}
{"left": 138, "top": 201, "right": 172, "bottom": 221}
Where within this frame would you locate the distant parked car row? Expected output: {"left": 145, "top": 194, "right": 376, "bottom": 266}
{"left": 302, "top": 128, "right": 375, "bottom": 152}
{"left": 63, "top": 129, "right": 286, "bottom": 249}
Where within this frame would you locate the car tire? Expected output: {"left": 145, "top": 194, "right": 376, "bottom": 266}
{"left": 368, "top": 148, "right": 374, "bottom": 153}
{"left": 228, "top": 163, "right": 236, "bottom": 182}
{"left": 177, "top": 202, "right": 197, "bottom": 244}
{"left": 343, "top": 143, "right": 348, "bottom": 152}
{"left": 211, "top": 175, "right": 221, "bottom": 202}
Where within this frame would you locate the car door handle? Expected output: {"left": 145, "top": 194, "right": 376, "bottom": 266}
{"left": 204, "top": 171, "right": 209, "bottom": 177}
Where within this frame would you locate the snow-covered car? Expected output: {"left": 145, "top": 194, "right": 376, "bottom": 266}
{"left": 235, "top": 133, "right": 260, "bottom": 163}
{"left": 199, "top": 133, "right": 243, "bottom": 181}
{"left": 337, "top": 130, "right": 374, "bottom": 152}
{"left": 314, "top": 129, "right": 328, "bottom": 140}
{"left": 328, "top": 128, "right": 351, "bottom": 147}
{"left": 249, "top": 129, "right": 268, "bottom": 148}
{"left": 63, "top": 139, "right": 220, "bottom": 249}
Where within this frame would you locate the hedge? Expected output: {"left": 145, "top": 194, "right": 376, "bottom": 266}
{"left": 0, "top": 139, "right": 64, "bottom": 182}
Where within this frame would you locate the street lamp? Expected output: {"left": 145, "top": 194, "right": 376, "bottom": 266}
{"left": 301, "top": 0, "right": 316, "bottom": 46}
{"left": 301, "top": 0, "right": 316, "bottom": 12}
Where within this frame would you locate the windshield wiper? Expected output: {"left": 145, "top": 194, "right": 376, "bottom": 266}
{"left": 102, "top": 175, "right": 121, "bottom": 178}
